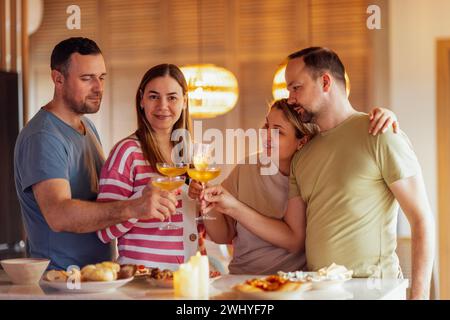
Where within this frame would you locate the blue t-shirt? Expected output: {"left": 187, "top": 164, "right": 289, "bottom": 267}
{"left": 14, "top": 108, "right": 111, "bottom": 270}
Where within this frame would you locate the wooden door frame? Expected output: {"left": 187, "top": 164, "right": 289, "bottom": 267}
{"left": 437, "top": 39, "right": 450, "bottom": 300}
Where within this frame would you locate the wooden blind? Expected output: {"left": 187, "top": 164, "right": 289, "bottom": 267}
{"left": 309, "top": 0, "right": 371, "bottom": 110}
{"left": 30, "top": 0, "right": 98, "bottom": 64}
{"left": 167, "top": 0, "right": 227, "bottom": 60}
{"left": 237, "top": 0, "right": 303, "bottom": 60}
{"left": 235, "top": 0, "right": 309, "bottom": 130}
{"left": 105, "top": 0, "right": 162, "bottom": 64}
{"left": 239, "top": 59, "right": 280, "bottom": 130}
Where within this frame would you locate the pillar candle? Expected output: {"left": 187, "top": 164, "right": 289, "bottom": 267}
{"left": 173, "top": 252, "right": 209, "bottom": 299}
{"left": 198, "top": 254, "right": 209, "bottom": 298}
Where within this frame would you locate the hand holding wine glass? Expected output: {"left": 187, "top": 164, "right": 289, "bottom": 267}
{"left": 187, "top": 143, "right": 221, "bottom": 221}
{"left": 135, "top": 183, "right": 178, "bottom": 222}
{"left": 201, "top": 185, "right": 241, "bottom": 218}
{"left": 153, "top": 163, "right": 188, "bottom": 230}
{"left": 188, "top": 179, "right": 204, "bottom": 201}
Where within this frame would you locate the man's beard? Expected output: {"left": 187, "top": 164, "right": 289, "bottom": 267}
{"left": 63, "top": 91, "right": 102, "bottom": 115}
{"left": 296, "top": 105, "right": 315, "bottom": 123}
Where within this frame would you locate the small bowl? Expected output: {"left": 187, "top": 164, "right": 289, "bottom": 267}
{"left": 1, "top": 258, "right": 50, "bottom": 285}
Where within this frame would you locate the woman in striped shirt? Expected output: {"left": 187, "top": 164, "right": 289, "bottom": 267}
{"left": 96, "top": 64, "right": 199, "bottom": 270}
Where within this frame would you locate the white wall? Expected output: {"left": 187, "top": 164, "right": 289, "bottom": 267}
{"left": 389, "top": 0, "right": 450, "bottom": 237}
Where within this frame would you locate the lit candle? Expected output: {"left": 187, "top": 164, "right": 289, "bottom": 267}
{"left": 173, "top": 252, "right": 209, "bottom": 299}
{"left": 174, "top": 263, "right": 198, "bottom": 298}
{"left": 191, "top": 252, "right": 209, "bottom": 298}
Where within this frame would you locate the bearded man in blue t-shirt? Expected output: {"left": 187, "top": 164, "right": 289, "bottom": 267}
{"left": 14, "top": 37, "right": 177, "bottom": 270}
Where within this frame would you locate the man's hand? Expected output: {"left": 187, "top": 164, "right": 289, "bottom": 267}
{"left": 368, "top": 107, "right": 399, "bottom": 135}
{"left": 134, "top": 183, "right": 178, "bottom": 221}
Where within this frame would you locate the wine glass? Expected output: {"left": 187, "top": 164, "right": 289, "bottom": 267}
{"left": 153, "top": 163, "right": 187, "bottom": 230}
{"left": 187, "top": 143, "right": 221, "bottom": 221}
{"left": 156, "top": 162, "right": 188, "bottom": 178}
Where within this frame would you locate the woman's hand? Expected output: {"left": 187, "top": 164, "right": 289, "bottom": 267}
{"left": 201, "top": 185, "right": 241, "bottom": 218}
{"left": 188, "top": 179, "right": 203, "bottom": 200}
{"left": 368, "top": 107, "right": 400, "bottom": 135}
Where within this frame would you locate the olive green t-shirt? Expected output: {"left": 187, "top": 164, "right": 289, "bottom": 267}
{"left": 289, "top": 112, "right": 420, "bottom": 278}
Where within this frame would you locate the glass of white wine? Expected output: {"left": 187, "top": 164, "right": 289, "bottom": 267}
{"left": 154, "top": 163, "right": 188, "bottom": 230}
{"left": 187, "top": 143, "right": 221, "bottom": 221}
{"left": 156, "top": 163, "right": 188, "bottom": 178}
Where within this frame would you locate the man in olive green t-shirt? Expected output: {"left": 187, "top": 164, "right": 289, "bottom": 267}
{"left": 284, "top": 47, "right": 435, "bottom": 300}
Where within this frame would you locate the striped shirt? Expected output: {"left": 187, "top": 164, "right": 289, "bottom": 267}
{"left": 96, "top": 137, "right": 195, "bottom": 270}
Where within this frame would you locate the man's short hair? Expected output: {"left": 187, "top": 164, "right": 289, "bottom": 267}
{"left": 288, "top": 47, "right": 346, "bottom": 87}
{"left": 50, "top": 37, "right": 102, "bottom": 76}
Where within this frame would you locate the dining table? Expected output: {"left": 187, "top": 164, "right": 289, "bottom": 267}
{"left": 0, "top": 270, "right": 409, "bottom": 300}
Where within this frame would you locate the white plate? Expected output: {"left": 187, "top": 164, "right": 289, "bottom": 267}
{"left": 40, "top": 277, "right": 134, "bottom": 293}
{"left": 278, "top": 271, "right": 351, "bottom": 291}
{"left": 310, "top": 278, "right": 350, "bottom": 290}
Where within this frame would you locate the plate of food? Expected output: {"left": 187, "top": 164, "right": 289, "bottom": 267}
{"left": 146, "top": 268, "right": 222, "bottom": 289}
{"left": 146, "top": 268, "right": 175, "bottom": 288}
{"left": 129, "top": 264, "right": 152, "bottom": 278}
{"left": 41, "top": 262, "right": 135, "bottom": 293}
{"left": 278, "top": 263, "right": 353, "bottom": 291}
{"left": 233, "top": 275, "right": 312, "bottom": 300}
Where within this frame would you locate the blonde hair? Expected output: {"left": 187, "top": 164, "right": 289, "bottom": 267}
{"left": 269, "top": 99, "right": 319, "bottom": 139}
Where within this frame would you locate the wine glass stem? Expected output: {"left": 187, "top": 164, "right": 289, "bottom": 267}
{"left": 168, "top": 189, "right": 175, "bottom": 224}
{"left": 201, "top": 182, "right": 205, "bottom": 215}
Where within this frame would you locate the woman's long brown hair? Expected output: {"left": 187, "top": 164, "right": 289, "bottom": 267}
{"left": 135, "top": 64, "right": 192, "bottom": 168}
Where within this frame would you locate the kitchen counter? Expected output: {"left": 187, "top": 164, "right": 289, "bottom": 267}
{"left": 0, "top": 270, "right": 409, "bottom": 300}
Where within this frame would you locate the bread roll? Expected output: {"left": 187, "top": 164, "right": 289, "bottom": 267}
{"left": 80, "top": 264, "right": 96, "bottom": 281}
{"left": 45, "top": 270, "right": 68, "bottom": 282}
{"left": 87, "top": 268, "right": 115, "bottom": 282}
{"left": 80, "top": 263, "right": 118, "bottom": 281}
{"left": 98, "top": 261, "right": 120, "bottom": 273}
{"left": 81, "top": 264, "right": 96, "bottom": 274}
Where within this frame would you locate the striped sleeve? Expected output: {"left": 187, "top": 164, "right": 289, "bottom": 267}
{"left": 96, "top": 139, "right": 141, "bottom": 243}
{"left": 97, "top": 139, "right": 139, "bottom": 201}
{"left": 97, "top": 168, "right": 134, "bottom": 201}
{"left": 97, "top": 218, "right": 138, "bottom": 244}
